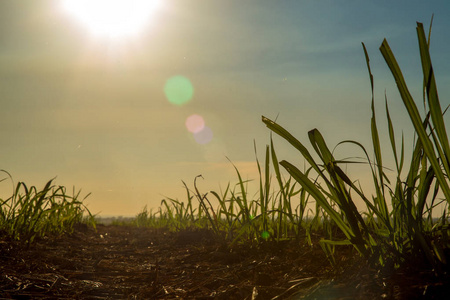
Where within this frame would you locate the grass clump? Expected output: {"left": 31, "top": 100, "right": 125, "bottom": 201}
{"left": 132, "top": 146, "right": 314, "bottom": 247}
{"left": 0, "top": 170, "right": 96, "bottom": 244}
{"left": 262, "top": 20, "right": 450, "bottom": 271}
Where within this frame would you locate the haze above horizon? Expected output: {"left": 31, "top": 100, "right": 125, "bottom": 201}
{"left": 1, "top": 0, "right": 449, "bottom": 216}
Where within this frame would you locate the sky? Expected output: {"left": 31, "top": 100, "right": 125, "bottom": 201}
{"left": 1, "top": 0, "right": 449, "bottom": 217}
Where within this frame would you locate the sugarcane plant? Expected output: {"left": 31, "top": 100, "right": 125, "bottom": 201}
{"left": 262, "top": 20, "right": 450, "bottom": 270}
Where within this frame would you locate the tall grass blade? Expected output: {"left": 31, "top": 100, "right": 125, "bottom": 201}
{"left": 379, "top": 36, "right": 450, "bottom": 203}
{"left": 416, "top": 22, "right": 450, "bottom": 176}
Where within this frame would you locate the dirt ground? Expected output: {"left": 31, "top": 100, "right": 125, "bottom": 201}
{"left": 1, "top": 224, "right": 449, "bottom": 299}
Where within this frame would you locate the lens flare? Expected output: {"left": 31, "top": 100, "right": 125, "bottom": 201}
{"left": 164, "top": 76, "right": 194, "bottom": 106}
{"left": 193, "top": 126, "right": 213, "bottom": 144}
{"left": 185, "top": 114, "right": 205, "bottom": 133}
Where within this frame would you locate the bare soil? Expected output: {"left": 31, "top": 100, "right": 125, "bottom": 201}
{"left": 1, "top": 224, "right": 449, "bottom": 299}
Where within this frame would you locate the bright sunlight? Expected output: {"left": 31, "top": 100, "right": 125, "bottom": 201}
{"left": 61, "top": 0, "right": 160, "bottom": 39}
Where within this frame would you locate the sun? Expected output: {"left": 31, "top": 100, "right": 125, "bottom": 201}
{"left": 61, "top": 0, "right": 160, "bottom": 39}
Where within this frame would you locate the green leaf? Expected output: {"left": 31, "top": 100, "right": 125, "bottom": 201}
{"left": 379, "top": 37, "right": 450, "bottom": 203}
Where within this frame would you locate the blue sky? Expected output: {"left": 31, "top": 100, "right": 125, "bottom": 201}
{"left": 1, "top": 0, "right": 449, "bottom": 216}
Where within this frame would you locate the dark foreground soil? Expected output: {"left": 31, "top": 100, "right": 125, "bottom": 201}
{"left": 1, "top": 224, "right": 449, "bottom": 299}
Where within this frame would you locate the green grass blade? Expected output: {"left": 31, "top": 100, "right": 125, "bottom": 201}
{"left": 227, "top": 158, "right": 252, "bottom": 223}
{"left": 416, "top": 22, "right": 450, "bottom": 176}
{"left": 379, "top": 38, "right": 450, "bottom": 203}
{"left": 386, "top": 96, "right": 404, "bottom": 173}
{"left": 363, "top": 43, "right": 392, "bottom": 223}
{"left": 270, "top": 137, "right": 295, "bottom": 224}
{"left": 279, "top": 160, "right": 355, "bottom": 242}
{"left": 262, "top": 116, "right": 323, "bottom": 176}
